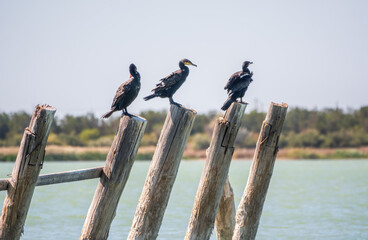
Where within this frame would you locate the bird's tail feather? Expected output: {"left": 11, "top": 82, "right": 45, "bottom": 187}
{"left": 143, "top": 94, "right": 157, "bottom": 101}
{"left": 101, "top": 110, "right": 115, "bottom": 119}
{"left": 221, "top": 97, "right": 234, "bottom": 111}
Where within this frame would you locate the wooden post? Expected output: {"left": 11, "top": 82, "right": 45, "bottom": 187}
{"left": 185, "top": 102, "right": 247, "bottom": 240}
{"left": 128, "top": 104, "right": 196, "bottom": 240}
{"left": 233, "top": 102, "right": 288, "bottom": 240}
{"left": 215, "top": 178, "right": 236, "bottom": 240}
{"left": 80, "top": 115, "right": 146, "bottom": 240}
{"left": 0, "top": 105, "right": 56, "bottom": 240}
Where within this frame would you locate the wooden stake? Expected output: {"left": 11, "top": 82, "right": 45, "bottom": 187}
{"left": 128, "top": 104, "right": 196, "bottom": 240}
{"left": 185, "top": 102, "right": 246, "bottom": 240}
{"left": 79, "top": 115, "right": 146, "bottom": 240}
{"left": 232, "top": 102, "right": 288, "bottom": 240}
{"left": 0, "top": 105, "right": 56, "bottom": 240}
{"left": 215, "top": 178, "right": 236, "bottom": 240}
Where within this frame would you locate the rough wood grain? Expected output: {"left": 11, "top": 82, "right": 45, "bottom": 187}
{"left": 128, "top": 104, "right": 196, "bottom": 240}
{"left": 185, "top": 102, "right": 247, "bottom": 240}
{"left": 232, "top": 102, "right": 288, "bottom": 240}
{"left": 215, "top": 178, "right": 236, "bottom": 240}
{"left": 79, "top": 115, "right": 146, "bottom": 240}
{"left": 0, "top": 105, "right": 56, "bottom": 240}
{"left": 0, "top": 180, "right": 8, "bottom": 192}
{"left": 0, "top": 167, "right": 103, "bottom": 191}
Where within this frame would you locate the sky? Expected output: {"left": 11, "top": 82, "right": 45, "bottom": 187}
{"left": 0, "top": 1, "right": 367, "bottom": 116}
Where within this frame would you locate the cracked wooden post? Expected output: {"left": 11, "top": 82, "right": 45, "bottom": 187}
{"left": 80, "top": 115, "right": 146, "bottom": 240}
{"left": 185, "top": 102, "right": 247, "bottom": 240}
{"left": 128, "top": 104, "right": 196, "bottom": 240}
{"left": 215, "top": 177, "right": 236, "bottom": 240}
{"left": 0, "top": 105, "right": 56, "bottom": 240}
{"left": 233, "top": 102, "right": 288, "bottom": 240}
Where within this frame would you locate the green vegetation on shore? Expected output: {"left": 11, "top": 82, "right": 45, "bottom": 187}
{"left": 1, "top": 147, "right": 368, "bottom": 162}
{"left": 0, "top": 106, "right": 367, "bottom": 161}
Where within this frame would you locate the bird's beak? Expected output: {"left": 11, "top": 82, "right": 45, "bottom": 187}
{"left": 191, "top": 63, "right": 197, "bottom": 67}
{"left": 249, "top": 62, "right": 253, "bottom": 64}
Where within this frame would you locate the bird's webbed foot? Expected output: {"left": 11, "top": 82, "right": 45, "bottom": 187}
{"left": 122, "top": 109, "right": 133, "bottom": 117}
{"left": 169, "top": 98, "right": 182, "bottom": 107}
{"left": 171, "top": 102, "right": 183, "bottom": 107}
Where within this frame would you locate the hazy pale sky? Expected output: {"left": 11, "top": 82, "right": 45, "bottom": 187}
{"left": 0, "top": 1, "right": 367, "bottom": 116}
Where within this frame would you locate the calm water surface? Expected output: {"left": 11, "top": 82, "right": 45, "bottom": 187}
{"left": 1, "top": 160, "right": 367, "bottom": 240}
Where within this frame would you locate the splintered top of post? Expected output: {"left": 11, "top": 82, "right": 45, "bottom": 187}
{"left": 264, "top": 102, "right": 288, "bottom": 125}
{"left": 223, "top": 102, "right": 247, "bottom": 123}
{"left": 35, "top": 104, "right": 57, "bottom": 112}
{"left": 270, "top": 102, "right": 288, "bottom": 108}
{"left": 170, "top": 104, "right": 197, "bottom": 115}
{"left": 30, "top": 104, "right": 57, "bottom": 129}
{"left": 121, "top": 114, "right": 147, "bottom": 123}
{"left": 32, "top": 104, "right": 57, "bottom": 120}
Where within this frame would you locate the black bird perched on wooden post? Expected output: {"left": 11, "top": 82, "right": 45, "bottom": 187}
{"left": 143, "top": 58, "right": 197, "bottom": 106}
{"left": 101, "top": 63, "right": 141, "bottom": 118}
{"left": 221, "top": 61, "right": 253, "bottom": 111}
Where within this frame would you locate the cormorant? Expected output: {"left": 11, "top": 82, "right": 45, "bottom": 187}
{"left": 221, "top": 61, "right": 253, "bottom": 111}
{"left": 101, "top": 63, "right": 141, "bottom": 118}
{"left": 143, "top": 58, "right": 197, "bottom": 106}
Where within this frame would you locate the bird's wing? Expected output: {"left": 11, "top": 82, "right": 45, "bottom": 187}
{"left": 230, "top": 75, "right": 253, "bottom": 93}
{"left": 153, "top": 70, "right": 181, "bottom": 91}
{"left": 111, "top": 79, "right": 132, "bottom": 108}
{"left": 224, "top": 71, "right": 242, "bottom": 90}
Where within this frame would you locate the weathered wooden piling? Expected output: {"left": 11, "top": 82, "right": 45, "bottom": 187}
{"left": 215, "top": 178, "right": 236, "bottom": 240}
{"left": 233, "top": 102, "right": 288, "bottom": 240}
{"left": 128, "top": 104, "right": 196, "bottom": 240}
{"left": 185, "top": 102, "right": 247, "bottom": 240}
{"left": 79, "top": 115, "right": 146, "bottom": 240}
{"left": 0, "top": 105, "right": 56, "bottom": 240}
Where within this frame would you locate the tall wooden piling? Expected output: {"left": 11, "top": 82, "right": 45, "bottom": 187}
{"left": 233, "top": 102, "right": 288, "bottom": 240}
{"left": 80, "top": 115, "right": 146, "bottom": 240}
{"left": 215, "top": 178, "right": 236, "bottom": 240}
{"left": 128, "top": 104, "right": 196, "bottom": 240}
{"left": 185, "top": 102, "right": 247, "bottom": 240}
{"left": 0, "top": 105, "right": 56, "bottom": 240}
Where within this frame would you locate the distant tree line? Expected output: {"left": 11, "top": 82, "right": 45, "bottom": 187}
{"left": 0, "top": 106, "right": 367, "bottom": 149}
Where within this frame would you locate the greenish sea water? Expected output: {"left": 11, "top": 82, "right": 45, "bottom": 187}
{"left": 0, "top": 160, "right": 367, "bottom": 240}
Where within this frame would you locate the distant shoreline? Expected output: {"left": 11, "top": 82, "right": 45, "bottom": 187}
{"left": 1, "top": 145, "right": 368, "bottom": 161}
